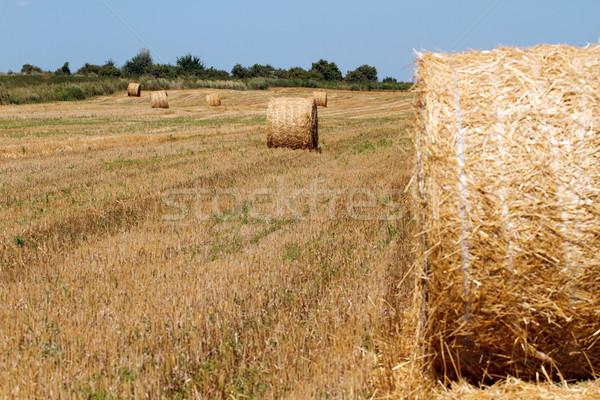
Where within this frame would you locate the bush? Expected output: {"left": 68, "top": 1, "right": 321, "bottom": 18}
{"left": 231, "top": 64, "right": 250, "bottom": 79}
{"left": 56, "top": 85, "right": 86, "bottom": 101}
{"left": 309, "top": 59, "right": 343, "bottom": 81}
{"left": 99, "top": 60, "right": 123, "bottom": 78}
{"left": 123, "top": 48, "right": 153, "bottom": 76}
{"left": 77, "top": 63, "right": 102, "bottom": 76}
{"left": 55, "top": 62, "right": 71, "bottom": 76}
{"left": 21, "top": 64, "right": 43, "bottom": 74}
{"left": 176, "top": 53, "right": 205, "bottom": 75}
{"left": 345, "top": 65, "right": 378, "bottom": 83}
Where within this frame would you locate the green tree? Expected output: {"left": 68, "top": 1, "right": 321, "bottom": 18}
{"left": 123, "top": 48, "right": 153, "bottom": 76}
{"left": 76, "top": 63, "right": 101, "bottom": 75}
{"left": 286, "top": 67, "right": 310, "bottom": 80}
{"left": 146, "top": 64, "right": 178, "bottom": 79}
{"left": 248, "top": 64, "right": 275, "bottom": 78}
{"left": 99, "top": 59, "right": 122, "bottom": 77}
{"left": 382, "top": 76, "right": 397, "bottom": 83}
{"left": 345, "top": 65, "right": 378, "bottom": 83}
{"left": 201, "top": 67, "right": 230, "bottom": 80}
{"left": 176, "top": 53, "right": 205, "bottom": 75}
{"left": 21, "top": 64, "right": 43, "bottom": 74}
{"left": 309, "top": 59, "right": 342, "bottom": 81}
{"left": 231, "top": 63, "right": 250, "bottom": 79}
{"left": 55, "top": 62, "right": 71, "bottom": 75}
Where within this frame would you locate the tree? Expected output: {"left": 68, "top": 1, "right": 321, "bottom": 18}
{"left": 99, "top": 59, "right": 123, "bottom": 78}
{"left": 382, "top": 76, "right": 397, "bottom": 83}
{"left": 176, "top": 53, "right": 205, "bottom": 75}
{"left": 145, "top": 64, "right": 177, "bottom": 79}
{"left": 21, "top": 64, "right": 43, "bottom": 74}
{"left": 123, "top": 48, "right": 153, "bottom": 76}
{"left": 55, "top": 62, "right": 71, "bottom": 75}
{"left": 286, "top": 67, "right": 310, "bottom": 80}
{"left": 248, "top": 64, "right": 275, "bottom": 78}
{"left": 231, "top": 63, "right": 250, "bottom": 79}
{"left": 345, "top": 65, "right": 378, "bottom": 83}
{"left": 309, "top": 59, "right": 342, "bottom": 81}
{"left": 76, "top": 63, "right": 101, "bottom": 75}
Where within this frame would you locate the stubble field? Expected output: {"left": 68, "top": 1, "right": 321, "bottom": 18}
{"left": 0, "top": 88, "right": 416, "bottom": 399}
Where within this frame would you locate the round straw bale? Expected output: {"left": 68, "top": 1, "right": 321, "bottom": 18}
{"left": 206, "top": 93, "right": 221, "bottom": 107}
{"left": 266, "top": 97, "right": 318, "bottom": 150}
{"left": 150, "top": 91, "right": 169, "bottom": 109}
{"left": 414, "top": 44, "right": 600, "bottom": 383}
{"left": 127, "top": 82, "right": 141, "bottom": 97}
{"left": 313, "top": 91, "right": 327, "bottom": 107}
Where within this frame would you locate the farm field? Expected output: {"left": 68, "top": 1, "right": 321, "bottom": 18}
{"left": 0, "top": 88, "right": 416, "bottom": 398}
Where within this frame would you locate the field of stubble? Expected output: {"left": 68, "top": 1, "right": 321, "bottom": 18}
{"left": 0, "top": 88, "right": 416, "bottom": 399}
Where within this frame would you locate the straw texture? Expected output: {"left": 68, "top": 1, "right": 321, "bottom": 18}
{"left": 267, "top": 97, "right": 318, "bottom": 150}
{"left": 414, "top": 44, "right": 600, "bottom": 383}
{"left": 313, "top": 91, "right": 327, "bottom": 107}
{"left": 206, "top": 93, "right": 221, "bottom": 107}
{"left": 150, "top": 91, "right": 169, "bottom": 109}
{"left": 127, "top": 83, "right": 141, "bottom": 97}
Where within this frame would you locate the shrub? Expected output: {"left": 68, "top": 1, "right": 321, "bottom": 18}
{"left": 123, "top": 48, "right": 153, "bottom": 76}
{"left": 21, "top": 64, "right": 43, "bottom": 74}
{"left": 56, "top": 85, "right": 86, "bottom": 101}
{"left": 77, "top": 63, "right": 102, "bottom": 76}
{"left": 99, "top": 60, "right": 123, "bottom": 78}
{"left": 309, "top": 59, "right": 343, "bottom": 81}
{"left": 345, "top": 65, "right": 378, "bottom": 83}
{"left": 55, "top": 62, "right": 71, "bottom": 76}
{"left": 176, "top": 53, "right": 205, "bottom": 75}
{"left": 231, "top": 64, "right": 250, "bottom": 79}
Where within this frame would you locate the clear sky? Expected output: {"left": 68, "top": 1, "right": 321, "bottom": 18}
{"left": 0, "top": 0, "right": 599, "bottom": 81}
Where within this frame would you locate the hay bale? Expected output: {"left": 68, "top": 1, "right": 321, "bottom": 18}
{"left": 127, "top": 82, "right": 141, "bottom": 97}
{"left": 206, "top": 93, "right": 221, "bottom": 107}
{"left": 414, "top": 44, "right": 600, "bottom": 383}
{"left": 266, "top": 97, "right": 318, "bottom": 150}
{"left": 150, "top": 91, "right": 169, "bottom": 109}
{"left": 313, "top": 91, "right": 327, "bottom": 107}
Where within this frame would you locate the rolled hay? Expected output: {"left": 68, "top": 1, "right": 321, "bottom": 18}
{"left": 267, "top": 97, "right": 318, "bottom": 150}
{"left": 206, "top": 93, "right": 221, "bottom": 107}
{"left": 127, "top": 82, "right": 141, "bottom": 97}
{"left": 313, "top": 91, "right": 327, "bottom": 107}
{"left": 414, "top": 44, "right": 600, "bottom": 384}
{"left": 150, "top": 91, "right": 169, "bottom": 109}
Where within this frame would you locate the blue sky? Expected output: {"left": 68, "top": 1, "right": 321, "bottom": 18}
{"left": 0, "top": 0, "right": 599, "bottom": 81}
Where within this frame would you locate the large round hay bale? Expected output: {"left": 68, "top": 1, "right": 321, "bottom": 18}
{"left": 206, "top": 93, "right": 221, "bottom": 107}
{"left": 313, "top": 91, "right": 327, "bottom": 107}
{"left": 127, "top": 82, "right": 141, "bottom": 97}
{"left": 266, "top": 97, "right": 318, "bottom": 150}
{"left": 150, "top": 91, "right": 169, "bottom": 109}
{"left": 414, "top": 44, "right": 600, "bottom": 383}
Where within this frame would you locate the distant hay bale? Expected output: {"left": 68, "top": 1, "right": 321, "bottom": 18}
{"left": 414, "top": 44, "right": 600, "bottom": 384}
{"left": 267, "top": 97, "right": 318, "bottom": 150}
{"left": 206, "top": 93, "right": 221, "bottom": 107}
{"left": 313, "top": 91, "right": 327, "bottom": 107}
{"left": 150, "top": 91, "right": 169, "bottom": 109}
{"left": 127, "top": 82, "right": 141, "bottom": 97}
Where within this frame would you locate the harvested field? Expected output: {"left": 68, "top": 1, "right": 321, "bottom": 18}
{"left": 0, "top": 88, "right": 416, "bottom": 398}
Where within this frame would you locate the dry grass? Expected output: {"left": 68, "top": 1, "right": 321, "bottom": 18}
{"left": 206, "top": 93, "right": 221, "bottom": 107}
{"left": 151, "top": 90, "right": 169, "bottom": 109}
{"left": 127, "top": 82, "right": 141, "bottom": 97}
{"left": 267, "top": 97, "right": 318, "bottom": 150}
{"left": 413, "top": 44, "right": 600, "bottom": 384}
{"left": 314, "top": 91, "right": 328, "bottom": 107}
{"left": 0, "top": 88, "right": 415, "bottom": 398}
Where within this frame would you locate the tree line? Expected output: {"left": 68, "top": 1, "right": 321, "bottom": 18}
{"left": 18, "top": 49, "right": 402, "bottom": 84}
